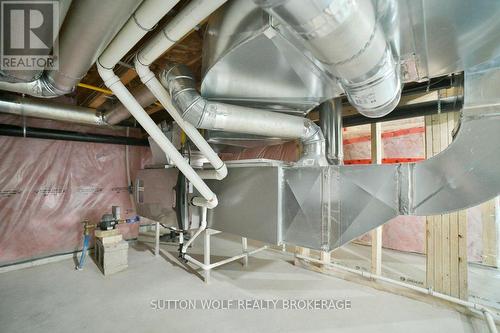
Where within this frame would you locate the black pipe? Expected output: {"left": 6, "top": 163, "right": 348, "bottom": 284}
{"left": 0, "top": 124, "right": 149, "bottom": 146}
{"left": 400, "top": 74, "right": 462, "bottom": 95}
{"left": 339, "top": 74, "right": 462, "bottom": 106}
{"left": 342, "top": 96, "right": 463, "bottom": 127}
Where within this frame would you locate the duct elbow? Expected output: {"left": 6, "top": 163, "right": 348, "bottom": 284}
{"left": 254, "top": 0, "right": 401, "bottom": 118}
{"left": 0, "top": 74, "right": 66, "bottom": 98}
{"left": 160, "top": 64, "right": 206, "bottom": 127}
{"left": 299, "top": 119, "right": 328, "bottom": 166}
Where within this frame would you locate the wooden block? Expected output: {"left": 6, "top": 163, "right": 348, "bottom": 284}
{"left": 94, "top": 238, "right": 129, "bottom": 276}
{"left": 371, "top": 226, "right": 382, "bottom": 275}
{"left": 94, "top": 229, "right": 120, "bottom": 238}
{"left": 320, "top": 251, "right": 331, "bottom": 268}
{"left": 294, "top": 247, "right": 310, "bottom": 266}
{"left": 100, "top": 234, "right": 123, "bottom": 245}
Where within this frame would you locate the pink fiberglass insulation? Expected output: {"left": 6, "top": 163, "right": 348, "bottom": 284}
{"left": 0, "top": 115, "right": 151, "bottom": 266}
{"left": 220, "top": 141, "right": 299, "bottom": 162}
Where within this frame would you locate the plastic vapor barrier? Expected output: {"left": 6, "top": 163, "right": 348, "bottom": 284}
{"left": 0, "top": 115, "right": 151, "bottom": 266}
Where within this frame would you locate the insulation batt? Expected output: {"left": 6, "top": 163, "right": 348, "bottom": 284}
{"left": 0, "top": 115, "right": 151, "bottom": 266}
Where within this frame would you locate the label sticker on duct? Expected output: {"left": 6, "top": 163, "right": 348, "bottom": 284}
{"left": 351, "top": 91, "right": 378, "bottom": 108}
{"left": 348, "top": 72, "right": 399, "bottom": 109}
{"left": 34, "top": 187, "right": 65, "bottom": 196}
{"left": 0, "top": 189, "right": 22, "bottom": 198}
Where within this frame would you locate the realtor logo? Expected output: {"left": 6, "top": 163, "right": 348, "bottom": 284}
{"left": 1, "top": 0, "right": 59, "bottom": 71}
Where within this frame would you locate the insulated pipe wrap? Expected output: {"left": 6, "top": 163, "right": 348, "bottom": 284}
{"left": 161, "top": 64, "right": 304, "bottom": 138}
{"left": 0, "top": 93, "right": 104, "bottom": 125}
{"left": 0, "top": 0, "right": 141, "bottom": 97}
{"left": 161, "top": 64, "right": 327, "bottom": 165}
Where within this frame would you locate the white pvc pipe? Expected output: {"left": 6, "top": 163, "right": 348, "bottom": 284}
{"left": 99, "top": 0, "right": 180, "bottom": 69}
{"left": 205, "top": 103, "right": 305, "bottom": 139}
{"left": 155, "top": 222, "right": 160, "bottom": 257}
{"left": 184, "top": 245, "right": 268, "bottom": 270}
{"left": 137, "top": 0, "right": 228, "bottom": 66}
{"left": 98, "top": 64, "right": 218, "bottom": 208}
{"left": 135, "top": 60, "right": 228, "bottom": 180}
{"left": 182, "top": 206, "right": 207, "bottom": 253}
{"left": 97, "top": 0, "right": 221, "bottom": 208}
{"left": 242, "top": 237, "right": 248, "bottom": 267}
{"left": 484, "top": 310, "right": 499, "bottom": 333}
{"left": 296, "top": 254, "right": 500, "bottom": 333}
{"left": 204, "top": 228, "right": 211, "bottom": 283}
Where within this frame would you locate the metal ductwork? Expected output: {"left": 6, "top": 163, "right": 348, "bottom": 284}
{"left": 0, "top": 88, "right": 159, "bottom": 127}
{"left": 102, "top": 85, "right": 157, "bottom": 125}
{"left": 0, "top": 0, "right": 141, "bottom": 97}
{"left": 319, "top": 99, "right": 343, "bottom": 165}
{"left": 253, "top": 0, "right": 402, "bottom": 118}
{"left": 161, "top": 64, "right": 327, "bottom": 165}
{"left": 0, "top": 93, "right": 104, "bottom": 126}
{"left": 154, "top": 0, "right": 500, "bottom": 252}
{"left": 199, "top": 57, "right": 500, "bottom": 250}
{"left": 200, "top": 0, "right": 500, "bottom": 116}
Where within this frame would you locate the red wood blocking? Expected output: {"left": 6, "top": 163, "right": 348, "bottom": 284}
{"left": 344, "top": 157, "right": 425, "bottom": 165}
{"left": 343, "top": 126, "right": 425, "bottom": 145}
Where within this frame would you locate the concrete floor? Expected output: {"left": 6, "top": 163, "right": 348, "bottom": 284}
{"left": 0, "top": 233, "right": 492, "bottom": 333}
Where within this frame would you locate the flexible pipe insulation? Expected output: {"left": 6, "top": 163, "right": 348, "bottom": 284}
{"left": 161, "top": 64, "right": 328, "bottom": 166}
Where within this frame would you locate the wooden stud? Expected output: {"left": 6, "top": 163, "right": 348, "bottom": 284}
{"left": 458, "top": 210, "right": 468, "bottom": 300}
{"left": 424, "top": 116, "right": 434, "bottom": 288}
{"left": 294, "top": 247, "right": 310, "bottom": 266}
{"left": 481, "top": 199, "right": 499, "bottom": 267}
{"left": 320, "top": 251, "right": 331, "bottom": 269}
{"left": 449, "top": 211, "right": 460, "bottom": 297}
{"left": 425, "top": 112, "right": 468, "bottom": 299}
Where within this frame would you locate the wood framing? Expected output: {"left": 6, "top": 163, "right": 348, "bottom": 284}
{"left": 425, "top": 112, "right": 468, "bottom": 299}
{"left": 481, "top": 198, "right": 499, "bottom": 267}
